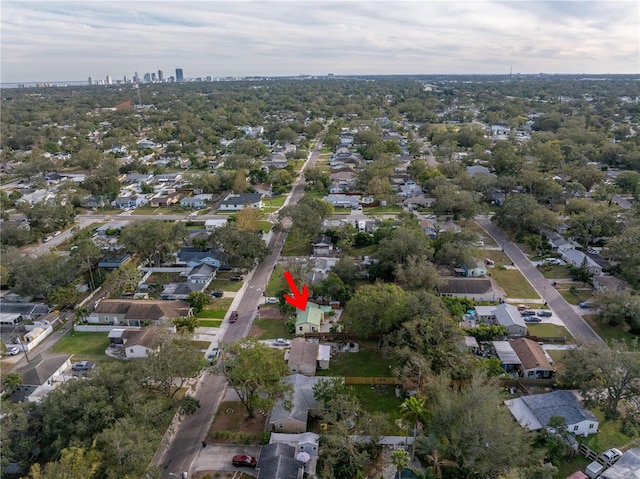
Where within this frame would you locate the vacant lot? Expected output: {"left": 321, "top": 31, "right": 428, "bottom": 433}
{"left": 489, "top": 268, "right": 539, "bottom": 299}
{"left": 318, "top": 341, "right": 392, "bottom": 378}
{"left": 206, "top": 401, "right": 266, "bottom": 445}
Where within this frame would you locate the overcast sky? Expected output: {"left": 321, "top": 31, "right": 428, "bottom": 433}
{"left": 1, "top": 0, "right": 639, "bottom": 83}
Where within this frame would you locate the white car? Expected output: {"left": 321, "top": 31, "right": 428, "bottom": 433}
{"left": 265, "top": 297, "right": 279, "bottom": 304}
{"left": 6, "top": 346, "right": 20, "bottom": 356}
{"left": 272, "top": 338, "right": 291, "bottom": 347}
{"left": 600, "top": 447, "right": 623, "bottom": 464}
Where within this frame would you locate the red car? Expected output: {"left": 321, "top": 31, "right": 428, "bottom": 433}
{"left": 232, "top": 454, "right": 257, "bottom": 468}
{"left": 229, "top": 310, "right": 238, "bottom": 323}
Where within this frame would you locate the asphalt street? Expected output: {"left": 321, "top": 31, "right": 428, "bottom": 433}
{"left": 155, "top": 141, "right": 323, "bottom": 478}
{"left": 475, "top": 217, "right": 603, "bottom": 344}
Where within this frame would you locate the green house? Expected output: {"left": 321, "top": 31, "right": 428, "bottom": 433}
{"left": 295, "top": 303, "right": 326, "bottom": 335}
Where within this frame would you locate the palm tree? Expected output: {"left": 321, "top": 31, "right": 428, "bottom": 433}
{"left": 391, "top": 449, "right": 410, "bottom": 479}
{"left": 400, "top": 396, "right": 428, "bottom": 459}
{"left": 425, "top": 448, "right": 456, "bottom": 478}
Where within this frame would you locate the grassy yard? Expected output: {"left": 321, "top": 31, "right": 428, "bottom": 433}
{"left": 197, "top": 298, "right": 233, "bottom": 319}
{"left": 469, "top": 221, "right": 498, "bottom": 247}
{"left": 263, "top": 196, "right": 287, "bottom": 209}
{"left": 580, "top": 408, "right": 636, "bottom": 452}
{"left": 51, "top": 331, "right": 111, "bottom": 361}
{"left": 207, "top": 278, "right": 244, "bottom": 292}
{"left": 546, "top": 350, "right": 570, "bottom": 377}
{"left": 489, "top": 268, "right": 540, "bottom": 299}
{"left": 482, "top": 250, "right": 511, "bottom": 265}
{"left": 350, "top": 384, "right": 404, "bottom": 434}
{"left": 281, "top": 229, "right": 312, "bottom": 257}
{"left": 556, "top": 286, "right": 593, "bottom": 305}
{"left": 197, "top": 319, "right": 222, "bottom": 328}
{"left": 554, "top": 456, "right": 591, "bottom": 479}
{"left": 538, "top": 265, "right": 573, "bottom": 279}
{"left": 318, "top": 341, "right": 392, "bottom": 377}
{"left": 363, "top": 205, "right": 402, "bottom": 215}
{"left": 581, "top": 314, "right": 639, "bottom": 347}
{"left": 251, "top": 317, "right": 292, "bottom": 339}
{"left": 266, "top": 266, "right": 287, "bottom": 296}
{"left": 526, "top": 323, "right": 573, "bottom": 342}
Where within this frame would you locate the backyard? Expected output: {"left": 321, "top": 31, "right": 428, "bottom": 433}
{"left": 51, "top": 331, "right": 111, "bottom": 362}
{"left": 196, "top": 298, "right": 233, "bottom": 319}
{"left": 317, "top": 341, "right": 392, "bottom": 378}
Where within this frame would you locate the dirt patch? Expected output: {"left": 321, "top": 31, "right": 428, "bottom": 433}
{"left": 206, "top": 401, "right": 267, "bottom": 444}
{"left": 248, "top": 324, "right": 266, "bottom": 338}
{"left": 258, "top": 306, "right": 286, "bottom": 319}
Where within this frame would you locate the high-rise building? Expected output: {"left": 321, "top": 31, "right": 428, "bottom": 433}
{"left": 88, "top": 77, "right": 93, "bottom": 85}
{"left": 143, "top": 72, "right": 151, "bottom": 83}
{"left": 106, "top": 75, "right": 112, "bottom": 85}
{"left": 151, "top": 72, "right": 156, "bottom": 82}
{"left": 123, "top": 75, "right": 128, "bottom": 84}
{"left": 175, "top": 68, "right": 184, "bottom": 82}
{"left": 134, "top": 71, "right": 139, "bottom": 83}
{"left": 158, "top": 70, "right": 163, "bottom": 82}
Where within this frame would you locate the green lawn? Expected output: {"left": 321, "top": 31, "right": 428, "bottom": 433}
{"left": 50, "top": 331, "right": 111, "bottom": 361}
{"left": 554, "top": 456, "right": 591, "bottom": 479}
{"left": 266, "top": 266, "right": 287, "bottom": 296}
{"left": 197, "top": 319, "right": 224, "bottom": 328}
{"left": 207, "top": 279, "right": 244, "bottom": 292}
{"left": 263, "top": 196, "right": 287, "bottom": 208}
{"left": 538, "top": 265, "right": 573, "bottom": 279}
{"left": 258, "top": 221, "right": 273, "bottom": 233}
{"left": 363, "top": 205, "right": 402, "bottom": 215}
{"left": 580, "top": 408, "right": 636, "bottom": 452}
{"left": 252, "top": 317, "right": 292, "bottom": 339}
{"left": 350, "top": 384, "right": 404, "bottom": 434}
{"left": 557, "top": 287, "right": 593, "bottom": 306}
{"left": 350, "top": 244, "right": 378, "bottom": 256}
{"left": 581, "top": 314, "right": 638, "bottom": 347}
{"left": 318, "top": 341, "right": 392, "bottom": 377}
{"left": 482, "top": 250, "right": 511, "bottom": 265}
{"left": 526, "top": 323, "right": 573, "bottom": 342}
{"left": 197, "top": 298, "right": 233, "bottom": 319}
{"left": 192, "top": 340, "right": 212, "bottom": 350}
{"left": 489, "top": 268, "right": 540, "bottom": 299}
{"left": 281, "top": 229, "right": 312, "bottom": 256}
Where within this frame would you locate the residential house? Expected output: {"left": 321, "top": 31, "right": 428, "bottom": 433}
{"left": 107, "top": 327, "right": 157, "bottom": 359}
{"left": 504, "top": 390, "right": 599, "bottom": 436}
{"left": 270, "top": 432, "right": 320, "bottom": 458}
{"left": 88, "top": 299, "right": 191, "bottom": 327}
{"left": 10, "top": 353, "right": 72, "bottom": 403}
{"left": 187, "top": 263, "right": 216, "bottom": 286}
{"left": 493, "top": 339, "right": 555, "bottom": 379}
{"left": 161, "top": 282, "right": 206, "bottom": 300}
{"left": 180, "top": 194, "right": 213, "bottom": 209}
{"left": 124, "top": 173, "right": 154, "bottom": 186}
{"left": 466, "top": 165, "right": 493, "bottom": 177}
{"left": 204, "top": 219, "right": 227, "bottom": 231}
{"left": 0, "top": 302, "right": 50, "bottom": 321}
{"left": 175, "top": 247, "right": 224, "bottom": 268}
{"left": 438, "top": 277, "right": 505, "bottom": 302}
{"left": 311, "top": 235, "right": 334, "bottom": 257}
{"left": 218, "top": 193, "right": 263, "bottom": 211}
{"left": 459, "top": 260, "right": 488, "bottom": 278}
{"left": 112, "top": 195, "right": 147, "bottom": 210}
{"left": 419, "top": 219, "right": 438, "bottom": 239}
{"left": 475, "top": 303, "right": 527, "bottom": 337}
{"left": 270, "top": 374, "right": 338, "bottom": 433}
{"left": 592, "top": 275, "right": 631, "bottom": 295}
{"left": 137, "top": 139, "right": 157, "bottom": 149}
{"left": 97, "top": 252, "right": 132, "bottom": 269}
{"left": 322, "top": 194, "right": 360, "bottom": 209}
{"left": 256, "top": 442, "right": 303, "bottom": 479}
{"left": 546, "top": 231, "right": 576, "bottom": 253}
{"left": 149, "top": 190, "right": 181, "bottom": 207}
{"left": 294, "top": 303, "right": 325, "bottom": 335}
{"left": 287, "top": 338, "right": 331, "bottom": 376}
{"left": 561, "top": 249, "right": 603, "bottom": 275}
{"left": 308, "top": 257, "right": 340, "bottom": 285}
{"left": 154, "top": 172, "right": 182, "bottom": 184}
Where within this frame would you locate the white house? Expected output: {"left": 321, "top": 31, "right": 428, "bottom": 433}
{"left": 504, "top": 390, "right": 599, "bottom": 436}
{"left": 218, "top": 193, "right": 263, "bottom": 211}
{"left": 322, "top": 194, "right": 360, "bottom": 208}
{"left": 561, "top": 249, "right": 603, "bottom": 275}
{"left": 180, "top": 194, "right": 213, "bottom": 209}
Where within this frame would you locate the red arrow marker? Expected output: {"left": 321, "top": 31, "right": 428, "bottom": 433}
{"left": 283, "top": 271, "right": 309, "bottom": 311}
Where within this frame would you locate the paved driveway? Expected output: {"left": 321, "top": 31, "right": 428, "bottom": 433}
{"left": 191, "top": 444, "right": 261, "bottom": 477}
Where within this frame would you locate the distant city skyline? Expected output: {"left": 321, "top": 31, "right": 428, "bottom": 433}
{"left": 1, "top": 1, "right": 639, "bottom": 84}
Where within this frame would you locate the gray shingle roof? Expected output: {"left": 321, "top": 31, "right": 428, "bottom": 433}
{"left": 521, "top": 390, "right": 597, "bottom": 427}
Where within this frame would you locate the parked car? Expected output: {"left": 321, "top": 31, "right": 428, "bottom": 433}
{"left": 207, "top": 348, "right": 219, "bottom": 362}
{"left": 537, "top": 310, "right": 553, "bottom": 317}
{"left": 71, "top": 361, "right": 95, "bottom": 373}
{"left": 524, "top": 316, "right": 542, "bottom": 323}
{"left": 600, "top": 448, "right": 623, "bottom": 465}
{"left": 229, "top": 311, "right": 238, "bottom": 323}
{"left": 541, "top": 258, "right": 563, "bottom": 265}
{"left": 520, "top": 310, "right": 536, "bottom": 316}
{"left": 272, "top": 338, "right": 291, "bottom": 347}
{"left": 265, "top": 297, "right": 279, "bottom": 304}
{"left": 232, "top": 455, "right": 257, "bottom": 468}
{"left": 6, "top": 346, "right": 20, "bottom": 356}
{"left": 210, "top": 290, "right": 224, "bottom": 298}
{"left": 516, "top": 304, "right": 528, "bottom": 311}
{"left": 229, "top": 275, "right": 244, "bottom": 281}
{"left": 580, "top": 301, "right": 593, "bottom": 309}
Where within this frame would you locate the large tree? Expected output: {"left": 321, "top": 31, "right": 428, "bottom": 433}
{"left": 560, "top": 339, "right": 640, "bottom": 419}
{"left": 220, "top": 338, "right": 291, "bottom": 417}
{"left": 209, "top": 222, "right": 269, "bottom": 270}
{"left": 119, "top": 220, "right": 188, "bottom": 267}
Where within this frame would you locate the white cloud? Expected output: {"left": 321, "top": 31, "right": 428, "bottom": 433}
{"left": 1, "top": 0, "right": 638, "bottom": 82}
